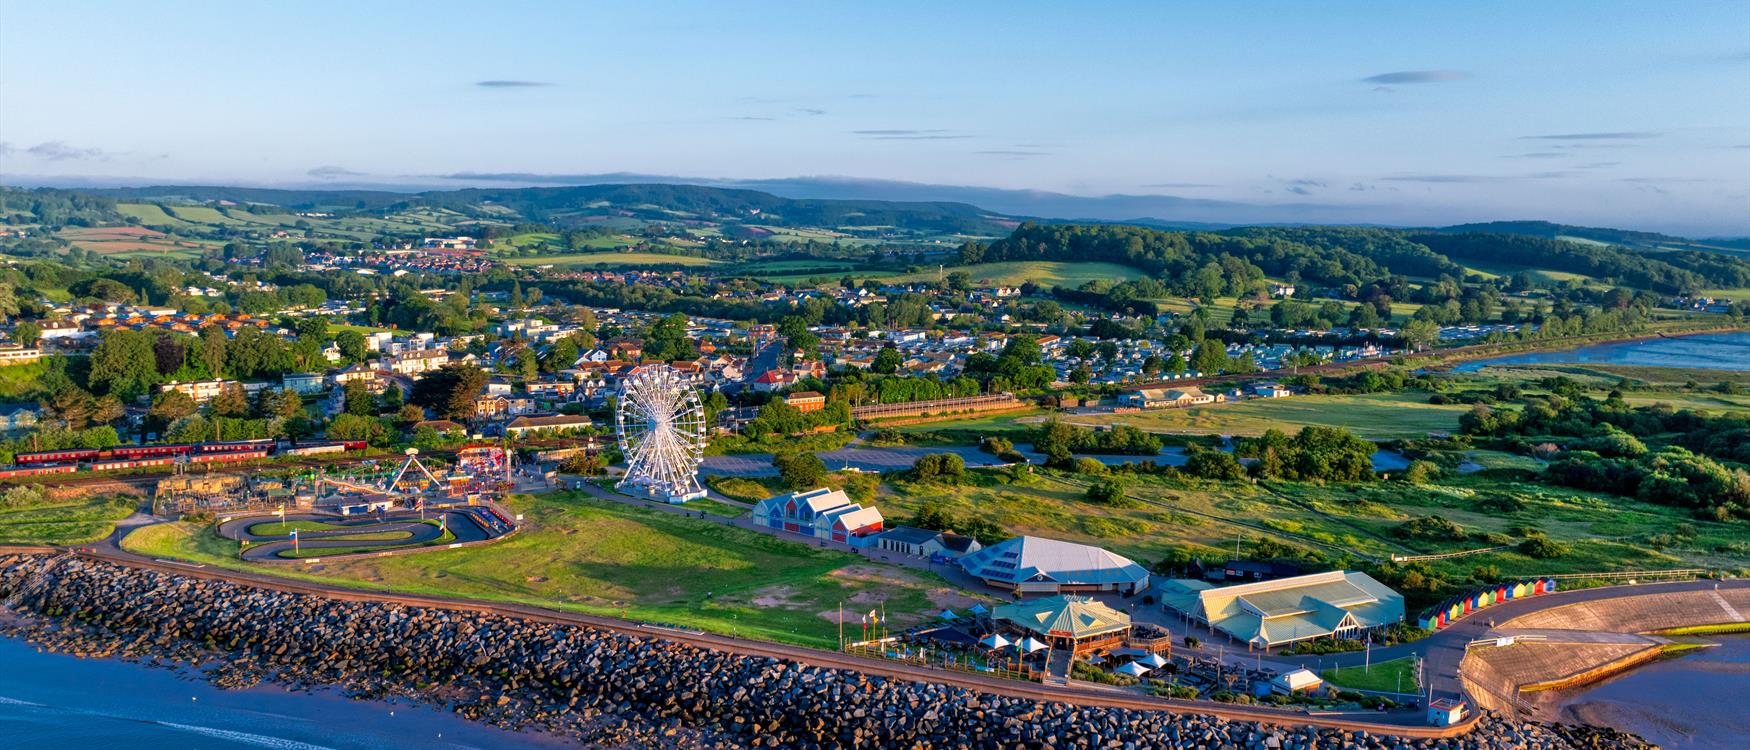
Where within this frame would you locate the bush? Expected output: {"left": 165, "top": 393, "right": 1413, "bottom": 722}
{"left": 980, "top": 436, "right": 1013, "bottom": 455}
{"left": 1184, "top": 446, "right": 1247, "bottom": 481}
{"left": 1393, "top": 516, "right": 1465, "bottom": 541}
{"left": 1072, "top": 457, "right": 1109, "bottom": 475}
{"left": 912, "top": 452, "right": 966, "bottom": 482}
{"left": 1402, "top": 460, "right": 1440, "bottom": 484}
{"left": 1085, "top": 477, "right": 1129, "bottom": 505}
{"left": 1518, "top": 536, "right": 1569, "bottom": 559}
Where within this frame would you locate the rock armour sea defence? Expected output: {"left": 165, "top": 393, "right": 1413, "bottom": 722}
{"left": 0, "top": 554, "right": 1654, "bottom": 750}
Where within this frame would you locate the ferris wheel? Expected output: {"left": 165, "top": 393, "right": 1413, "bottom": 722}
{"left": 615, "top": 364, "right": 708, "bottom": 501}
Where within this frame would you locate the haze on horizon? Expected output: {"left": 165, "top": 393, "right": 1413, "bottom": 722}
{"left": 1, "top": 1, "right": 1747, "bottom": 235}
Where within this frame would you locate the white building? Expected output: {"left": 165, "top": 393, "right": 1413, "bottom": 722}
{"left": 958, "top": 536, "right": 1150, "bottom": 595}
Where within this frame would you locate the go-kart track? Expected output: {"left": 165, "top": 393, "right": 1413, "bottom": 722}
{"left": 217, "top": 508, "right": 508, "bottom": 561}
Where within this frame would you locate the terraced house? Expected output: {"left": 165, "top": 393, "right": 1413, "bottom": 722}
{"left": 752, "top": 487, "right": 885, "bottom": 546}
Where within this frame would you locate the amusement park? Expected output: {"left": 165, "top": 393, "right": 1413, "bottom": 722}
{"left": 147, "top": 363, "right": 712, "bottom": 563}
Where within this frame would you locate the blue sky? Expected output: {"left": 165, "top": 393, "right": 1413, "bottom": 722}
{"left": 2, "top": 1, "right": 1746, "bottom": 234}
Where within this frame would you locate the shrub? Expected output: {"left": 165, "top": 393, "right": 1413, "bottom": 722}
{"left": 1402, "top": 460, "right": 1440, "bottom": 484}
{"left": 1085, "top": 477, "right": 1129, "bottom": 505}
{"left": 1072, "top": 457, "right": 1109, "bottom": 475}
{"left": 1393, "top": 516, "right": 1465, "bottom": 541}
{"left": 912, "top": 452, "right": 966, "bottom": 482}
{"left": 1519, "top": 537, "right": 1569, "bottom": 559}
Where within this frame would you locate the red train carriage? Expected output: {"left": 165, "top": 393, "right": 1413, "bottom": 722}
{"left": 108, "top": 443, "right": 196, "bottom": 459}
{"left": 15, "top": 448, "right": 101, "bottom": 464}
{"left": 0, "top": 463, "right": 78, "bottom": 479}
{"left": 195, "top": 439, "right": 277, "bottom": 454}
{"left": 89, "top": 456, "right": 178, "bottom": 471}
{"left": 192, "top": 449, "right": 271, "bottom": 464}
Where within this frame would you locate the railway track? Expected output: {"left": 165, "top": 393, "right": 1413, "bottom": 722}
{"left": 33, "top": 544, "right": 1479, "bottom": 738}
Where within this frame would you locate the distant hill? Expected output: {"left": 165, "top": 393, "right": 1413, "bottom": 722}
{"left": 1431, "top": 220, "right": 1749, "bottom": 258}
{"left": 82, "top": 183, "right": 1016, "bottom": 236}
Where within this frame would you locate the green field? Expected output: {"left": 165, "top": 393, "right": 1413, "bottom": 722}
{"left": 1461, "top": 261, "right": 1594, "bottom": 284}
{"left": 122, "top": 491, "right": 987, "bottom": 648}
{"left": 502, "top": 252, "right": 720, "bottom": 268}
{"left": 1075, "top": 392, "right": 1469, "bottom": 439}
{"left": 1320, "top": 657, "right": 1419, "bottom": 693}
{"left": 883, "top": 261, "right": 1148, "bottom": 288}
{"left": 0, "top": 496, "right": 135, "bottom": 545}
{"left": 117, "top": 202, "right": 193, "bottom": 227}
{"left": 166, "top": 205, "right": 248, "bottom": 225}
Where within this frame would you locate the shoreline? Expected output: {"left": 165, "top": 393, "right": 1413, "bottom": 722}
{"left": 0, "top": 552, "right": 1657, "bottom": 750}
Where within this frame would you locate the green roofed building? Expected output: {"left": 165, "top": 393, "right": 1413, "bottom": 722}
{"left": 1159, "top": 570, "right": 1404, "bottom": 649}
{"left": 992, "top": 595, "right": 1133, "bottom": 656}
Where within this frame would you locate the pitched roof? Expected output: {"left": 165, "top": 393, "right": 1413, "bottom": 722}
{"left": 992, "top": 595, "right": 1131, "bottom": 640}
{"left": 1167, "top": 570, "right": 1404, "bottom": 647}
{"left": 959, "top": 536, "right": 1149, "bottom": 588}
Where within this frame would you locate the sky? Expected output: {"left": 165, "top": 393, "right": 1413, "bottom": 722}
{"left": 1, "top": 1, "right": 1747, "bottom": 234}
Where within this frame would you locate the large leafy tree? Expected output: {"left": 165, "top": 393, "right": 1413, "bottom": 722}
{"left": 88, "top": 328, "right": 159, "bottom": 400}
{"left": 642, "top": 313, "right": 695, "bottom": 361}
{"left": 410, "top": 363, "right": 489, "bottom": 420}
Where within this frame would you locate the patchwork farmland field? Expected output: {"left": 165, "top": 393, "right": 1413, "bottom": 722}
{"left": 56, "top": 226, "right": 210, "bottom": 258}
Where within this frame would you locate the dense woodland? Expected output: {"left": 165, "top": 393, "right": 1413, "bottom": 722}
{"left": 963, "top": 223, "right": 1750, "bottom": 297}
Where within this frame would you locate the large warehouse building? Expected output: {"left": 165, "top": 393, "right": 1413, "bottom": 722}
{"left": 958, "top": 536, "right": 1150, "bottom": 595}
{"left": 1159, "top": 570, "right": 1404, "bottom": 649}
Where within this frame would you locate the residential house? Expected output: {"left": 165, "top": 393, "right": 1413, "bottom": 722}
{"left": 158, "top": 379, "right": 242, "bottom": 403}
{"left": 388, "top": 349, "right": 450, "bottom": 376}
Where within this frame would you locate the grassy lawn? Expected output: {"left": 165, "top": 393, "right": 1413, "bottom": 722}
{"left": 274, "top": 528, "right": 455, "bottom": 559}
{"left": 246, "top": 519, "right": 358, "bottom": 535}
{"left": 0, "top": 361, "right": 49, "bottom": 401}
{"left": 1321, "top": 656, "right": 1419, "bottom": 693}
{"left": 244, "top": 520, "right": 417, "bottom": 543}
{"left": 883, "top": 261, "right": 1147, "bottom": 289}
{"left": 502, "top": 252, "right": 719, "bottom": 268}
{"left": 678, "top": 497, "right": 749, "bottom": 518}
{"left": 0, "top": 496, "right": 135, "bottom": 545}
{"left": 1075, "top": 392, "right": 1468, "bottom": 439}
{"left": 120, "top": 491, "right": 988, "bottom": 648}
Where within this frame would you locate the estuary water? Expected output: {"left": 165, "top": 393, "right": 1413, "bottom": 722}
{"left": 1549, "top": 635, "right": 1750, "bottom": 750}
{"left": 0, "top": 636, "right": 564, "bottom": 750}
{"left": 1452, "top": 331, "right": 1750, "bottom": 372}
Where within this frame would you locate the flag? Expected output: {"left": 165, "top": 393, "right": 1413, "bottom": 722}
{"left": 868, "top": 609, "right": 878, "bottom": 622}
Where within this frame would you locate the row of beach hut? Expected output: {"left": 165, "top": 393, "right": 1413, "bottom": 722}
{"left": 1417, "top": 578, "right": 1558, "bottom": 630}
